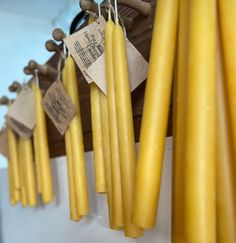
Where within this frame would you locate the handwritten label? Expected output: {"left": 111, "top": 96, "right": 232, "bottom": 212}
{"left": 64, "top": 16, "right": 148, "bottom": 94}
{"left": 42, "top": 81, "right": 76, "bottom": 135}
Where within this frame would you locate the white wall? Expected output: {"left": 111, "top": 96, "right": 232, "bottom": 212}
{"left": 0, "top": 138, "right": 172, "bottom": 243}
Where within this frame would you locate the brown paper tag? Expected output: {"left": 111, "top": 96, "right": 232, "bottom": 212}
{"left": 8, "top": 85, "right": 36, "bottom": 130}
{"left": 6, "top": 116, "right": 33, "bottom": 139}
{"left": 64, "top": 17, "right": 148, "bottom": 94}
{"left": 0, "top": 128, "right": 8, "bottom": 158}
{"left": 64, "top": 16, "right": 106, "bottom": 85}
{"left": 42, "top": 81, "right": 76, "bottom": 135}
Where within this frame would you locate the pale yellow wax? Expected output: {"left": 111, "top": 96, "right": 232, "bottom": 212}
{"left": 113, "top": 23, "right": 143, "bottom": 238}
{"left": 100, "top": 90, "right": 120, "bottom": 230}
{"left": 21, "top": 137, "right": 37, "bottom": 207}
{"left": 63, "top": 67, "right": 82, "bottom": 221}
{"left": 184, "top": 0, "right": 216, "bottom": 242}
{"left": 216, "top": 32, "right": 236, "bottom": 243}
{"left": 90, "top": 83, "right": 106, "bottom": 193}
{"left": 105, "top": 18, "right": 123, "bottom": 229}
{"left": 7, "top": 125, "right": 20, "bottom": 191}
{"left": 172, "top": 0, "right": 189, "bottom": 242}
{"left": 35, "top": 84, "right": 54, "bottom": 204}
{"left": 218, "top": 0, "right": 236, "bottom": 168}
{"left": 89, "top": 15, "right": 106, "bottom": 194}
{"left": 66, "top": 56, "right": 89, "bottom": 215}
{"left": 8, "top": 160, "right": 16, "bottom": 206}
{"left": 18, "top": 137, "right": 27, "bottom": 207}
{"left": 32, "top": 82, "right": 42, "bottom": 194}
{"left": 132, "top": 0, "right": 179, "bottom": 229}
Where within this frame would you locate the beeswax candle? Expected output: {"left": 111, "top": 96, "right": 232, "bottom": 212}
{"left": 172, "top": 0, "right": 189, "bottom": 241}
{"left": 184, "top": 0, "right": 216, "bottom": 242}
{"left": 18, "top": 138, "right": 27, "bottom": 207}
{"left": 113, "top": 23, "right": 143, "bottom": 238}
{"left": 133, "top": 0, "right": 179, "bottom": 228}
{"left": 32, "top": 82, "right": 42, "bottom": 194}
{"left": 216, "top": 32, "right": 236, "bottom": 243}
{"left": 21, "top": 137, "right": 37, "bottom": 207}
{"left": 218, "top": 0, "right": 236, "bottom": 164}
{"left": 35, "top": 83, "right": 53, "bottom": 203}
{"left": 89, "top": 15, "right": 106, "bottom": 194}
{"left": 63, "top": 67, "right": 82, "bottom": 221}
{"left": 7, "top": 125, "right": 20, "bottom": 191}
{"left": 65, "top": 56, "right": 89, "bottom": 215}
{"left": 105, "top": 17, "right": 123, "bottom": 229}
{"left": 90, "top": 83, "right": 106, "bottom": 193}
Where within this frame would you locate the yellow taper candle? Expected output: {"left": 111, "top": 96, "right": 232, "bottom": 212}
{"left": 113, "top": 23, "right": 143, "bottom": 238}
{"left": 132, "top": 0, "right": 179, "bottom": 228}
{"left": 35, "top": 83, "right": 54, "bottom": 203}
{"left": 218, "top": 0, "right": 236, "bottom": 165}
{"left": 172, "top": 0, "right": 189, "bottom": 241}
{"left": 105, "top": 17, "right": 123, "bottom": 228}
{"left": 63, "top": 67, "right": 82, "bottom": 221}
{"left": 89, "top": 15, "right": 106, "bottom": 194}
{"left": 18, "top": 137, "right": 27, "bottom": 207}
{"left": 21, "top": 137, "right": 37, "bottom": 207}
{"left": 7, "top": 125, "right": 20, "bottom": 191}
{"left": 32, "top": 82, "right": 42, "bottom": 194}
{"left": 216, "top": 31, "right": 236, "bottom": 243}
{"left": 65, "top": 55, "right": 89, "bottom": 215}
{"left": 90, "top": 83, "right": 106, "bottom": 193}
{"left": 218, "top": 2, "right": 236, "bottom": 217}
{"left": 184, "top": 0, "right": 216, "bottom": 242}
{"left": 100, "top": 90, "right": 119, "bottom": 229}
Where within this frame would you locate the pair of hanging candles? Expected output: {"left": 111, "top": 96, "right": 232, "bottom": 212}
{"left": 172, "top": 0, "right": 189, "bottom": 241}
{"left": 88, "top": 16, "right": 107, "bottom": 195}
{"left": 33, "top": 79, "right": 53, "bottom": 204}
{"left": 215, "top": 30, "right": 236, "bottom": 243}
{"left": 183, "top": 0, "right": 216, "bottom": 242}
{"left": 62, "top": 67, "right": 82, "bottom": 221}
{"left": 21, "top": 136, "right": 37, "bottom": 207}
{"left": 132, "top": 0, "right": 179, "bottom": 228}
{"left": 32, "top": 90, "right": 42, "bottom": 195}
{"left": 18, "top": 137, "right": 27, "bottom": 207}
{"left": 105, "top": 13, "right": 124, "bottom": 229}
{"left": 7, "top": 123, "right": 20, "bottom": 205}
{"left": 218, "top": 0, "right": 236, "bottom": 188}
{"left": 64, "top": 55, "right": 89, "bottom": 216}
{"left": 112, "top": 9, "right": 143, "bottom": 238}
{"left": 89, "top": 13, "right": 121, "bottom": 229}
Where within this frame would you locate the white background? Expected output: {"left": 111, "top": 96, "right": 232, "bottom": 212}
{"left": 0, "top": 138, "right": 172, "bottom": 243}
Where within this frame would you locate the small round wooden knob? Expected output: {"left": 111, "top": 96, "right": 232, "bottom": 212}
{"left": 0, "top": 96, "right": 10, "bottom": 105}
{"left": 24, "top": 66, "right": 33, "bottom": 75}
{"left": 52, "top": 28, "right": 67, "bottom": 41}
{"left": 45, "top": 40, "right": 63, "bottom": 52}
{"left": 80, "top": 0, "right": 98, "bottom": 13}
{"left": 28, "top": 60, "right": 38, "bottom": 70}
{"left": 28, "top": 60, "right": 58, "bottom": 77}
{"left": 9, "top": 81, "right": 22, "bottom": 93}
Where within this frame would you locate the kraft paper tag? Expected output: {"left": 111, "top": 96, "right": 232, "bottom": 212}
{"left": 64, "top": 16, "right": 106, "bottom": 85}
{"left": 0, "top": 128, "right": 8, "bottom": 158}
{"left": 6, "top": 116, "right": 33, "bottom": 139}
{"left": 8, "top": 86, "right": 36, "bottom": 130}
{"left": 64, "top": 17, "right": 148, "bottom": 94}
{"left": 42, "top": 81, "right": 76, "bottom": 135}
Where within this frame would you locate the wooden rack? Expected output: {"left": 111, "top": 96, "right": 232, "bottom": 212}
{"left": 33, "top": 0, "right": 172, "bottom": 158}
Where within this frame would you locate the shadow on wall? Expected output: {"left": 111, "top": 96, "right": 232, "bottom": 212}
{"left": 0, "top": 210, "right": 3, "bottom": 243}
